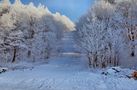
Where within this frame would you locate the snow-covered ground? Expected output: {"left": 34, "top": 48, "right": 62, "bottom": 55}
{"left": 0, "top": 32, "right": 137, "bottom": 90}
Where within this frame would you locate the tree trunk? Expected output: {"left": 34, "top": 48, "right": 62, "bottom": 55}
{"left": 88, "top": 52, "right": 92, "bottom": 67}
{"left": 46, "top": 51, "right": 50, "bottom": 59}
{"left": 28, "top": 50, "right": 31, "bottom": 58}
{"left": 88, "top": 56, "right": 92, "bottom": 67}
{"left": 12, "top": 47, "right": 17, "bottom": 63}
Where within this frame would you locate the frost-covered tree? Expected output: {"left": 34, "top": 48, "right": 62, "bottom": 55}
{"left": 116, "top": 0, "right": 137, "bottom": 55}
{"left": 75, "top": 0, "right": 125, "bottom": 68}
{"left": 0, "top": 0, "right": 74, "bottom": 63}
{"left": 76, "top": 0, "right": 137, "bottom": 68}
{"left": 104, "top": 0, "right": 116, "bottom": 4}
{"left": 112, "top": 0, "right": 137, "bottom": 67}
{"left": 0, "top": 0, "right": 10, "bottom": 15}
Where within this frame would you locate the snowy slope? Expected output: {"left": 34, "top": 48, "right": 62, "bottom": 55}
{"left": 0, "top": 32, "right": 137, "bottom": 90}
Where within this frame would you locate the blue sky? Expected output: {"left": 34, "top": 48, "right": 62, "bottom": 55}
{"left": 9, "top": 0, "right": 94, "bottom": 21}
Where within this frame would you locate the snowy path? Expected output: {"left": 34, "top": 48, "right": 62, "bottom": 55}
{"left": 0, "top": 32, "right": 137, "bottom": 90}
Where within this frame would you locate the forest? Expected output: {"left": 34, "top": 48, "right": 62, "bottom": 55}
{"left": 0, "top": 0, "right": 137, "bottom": 90}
